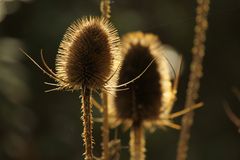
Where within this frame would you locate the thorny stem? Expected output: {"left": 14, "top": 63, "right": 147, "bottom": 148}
{"left": 81, "top": 86, "right": 93, "bottom": 160}
{"left": 100, "top": 0, "right": 111, "bottom": 159}
{"left": 101, "top": 92, "right": 109, "bottom": 160}
{"left": 130, "top": 126, "right": 145, "bottom": 160}
{"left": 176, "top": 0, "right": 210, "bottom": 160}
{"left": 101, "top": 0, "right": 111, "bottom": 19}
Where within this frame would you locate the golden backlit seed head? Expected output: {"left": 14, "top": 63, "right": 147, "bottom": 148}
{"left": 109, "top": 32, "right": 172, "bottom": 128}
{"left": 56, "top": 16, "right": 120, "bottom": 90}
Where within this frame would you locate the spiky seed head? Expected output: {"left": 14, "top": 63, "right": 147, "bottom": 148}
{"left": 56, "top": 16, "right": 120, "bottom": 90}
{"left": 110, "top": 32, "right": 172, "bottom": 127}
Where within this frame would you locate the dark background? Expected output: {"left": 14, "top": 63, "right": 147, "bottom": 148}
{"left": 0, "top": 0, "right": 240, "bottom": 160}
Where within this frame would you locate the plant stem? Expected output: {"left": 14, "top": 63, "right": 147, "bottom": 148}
{"left": 130, "top": 126, "right": 145, "bottom": 160}
{"left": 102, "top": 92, "right": 109, "bottom": 160}
{"left": 101, "top": 0, "right": 111, "bottom": 19}
{"left": 176, "top": 0, "right": 210, "bottom": 160}
{"left": 100, "top": 0, "right": 111, "bottom": 159}
{"left": 81, "top": 86, "right": 93, "bottom": 160}
{"left": 130, "top": 85, "right": 145, "bottom": 160}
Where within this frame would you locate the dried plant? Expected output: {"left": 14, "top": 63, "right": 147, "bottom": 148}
{"left": 94, "top": 129, "right": 125, "bottom": 160}
{"left": 101, "top": 0, "right": 111, "bottom": 19}
{"left": 109, "top": 32, "right": 163, "bottom": 160}
{"left": 21, "top": 16, "right": 121, "bottom": 160}
{"left": 176, "top": 0, "right": 210, "bottom": 160}
{"left": 107, "top": 137, "right": 122, "bottom": 160}
{"left": 101, "top": 92, "right": 110, "bottom": 160}
{"left": 100, "top": 0, "right": 112, "bottom": 159}
{"left": 108, "top": 32, "right": 202, "bottom": 160}
{"left": 17, "top": 1, "right": 212, "bottom": 159}
{"left": 111, "top": 32, "right": 176, "bottom": 127}
{"left": 129, "top": 125, "right": 145, "bottom": 160}
{"left": 56, "top": 17, "right": 120, "bottom": 91}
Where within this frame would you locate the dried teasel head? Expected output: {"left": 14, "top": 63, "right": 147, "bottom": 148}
{"left": 108, "top": 32, "right": 174, "bottom": 128}
{"left": 56, "top": 16, "right": 120, "bottom": 91}
{"left": 20, "top": 16, "right": 121, "bottom": 160}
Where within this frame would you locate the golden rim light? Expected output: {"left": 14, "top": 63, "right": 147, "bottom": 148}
{"left": 56, "top": 16, "right": 121, "bottom": 90}
{"left": 108, "top": 32, "right": 175, "bottom": 129}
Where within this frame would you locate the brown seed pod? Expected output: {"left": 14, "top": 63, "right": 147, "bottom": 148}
{"left": 56, "top": 16, "right": 120, "bottom": 91}
{"left": 109, "top": 32, "right": 173, "bottom": 128}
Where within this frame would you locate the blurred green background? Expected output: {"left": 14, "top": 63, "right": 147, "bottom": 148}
{"left": 0, "top": 0, "right": 240, "bottom": 160}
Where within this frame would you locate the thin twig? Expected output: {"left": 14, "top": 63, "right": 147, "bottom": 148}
{"left": 224, "top": 101, "right": 240, "bottom": 130}
{"left": 176, "top": 0, "right": 210, "bottom": 160}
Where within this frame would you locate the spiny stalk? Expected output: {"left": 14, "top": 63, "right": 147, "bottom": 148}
{"left": 130, "top": 126, "right": 145, "bottom": 160}
{"left": 176, "top": 0, "right": 210, "bottom": 160}
{"left": 81, "top": 86, "right": 93, "bottom": 160}
{"left": 101, "top": 0, "right": 111, "bottom": 19}
{"left": 100, "top": 0, "right": 111, "bottom": 160}
{"left": 21, "top": 16, "right": 121, "bottom": 160}
{"left": 101, "top": 92, "right": 109, "bottom": 160}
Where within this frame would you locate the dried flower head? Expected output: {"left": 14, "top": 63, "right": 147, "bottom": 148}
{"left": 56, "top": 16, "right": 120, "bottom": 90}
{"left": 21, "top": 16, "right": 120, "bottom": 92}
{"left": 21, "top": 16, "right": 121, "bottom": 160}
{"left": 107, "top": 32, "right": 189, "bottom": 160}
{"left": 54, "top": 16, "right": 120, "bottom": 160}
{"left": 108, "top": 31, "right": 174, "bottom": 128}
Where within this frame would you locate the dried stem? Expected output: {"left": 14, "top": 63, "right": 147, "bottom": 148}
{"left": 100, "top": 0, "right": 111, "bottom": 159}
{"left": 101, "top": 0, "right": 111, "bottom": 19}
{"left": 176, "top": 0, "right": 210, "bottom": 160}
{"left": 81, "top": 86, "right": 93, "bottom": 160}
{"left": 101, "top": 92, "right": 109, "bottom": 160}
{"left": 130, "top": 126, "right": 145, "bottom": 160}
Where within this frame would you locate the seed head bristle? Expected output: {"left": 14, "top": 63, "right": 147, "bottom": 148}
{"left": 56, "top": 16, "right": 120, "bottom": 90}
{"left": 109, "top": 32, "right": 172, "bottom": 128}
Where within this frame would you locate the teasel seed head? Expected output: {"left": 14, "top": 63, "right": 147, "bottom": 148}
{"left": 109, "top": 32, "right": 172, "bottom": 128}
{"left": 56, "top": 16, "right": 120, "bottom": 90}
